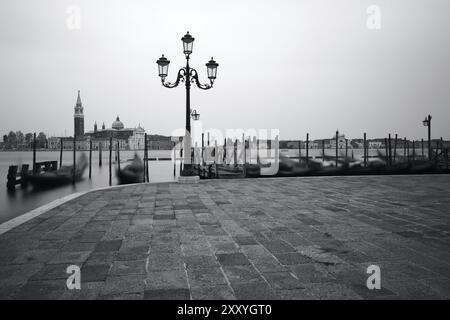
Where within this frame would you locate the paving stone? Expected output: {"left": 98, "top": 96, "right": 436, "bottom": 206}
{"left": 12, "top": 249, "right": 59, "bottom": 265}
{"left": 94, "top": 240, "right": 123, "bottom": 252}
{"left": 29, "top": 263, "right": 69, "bottom": 281}
{"left": 145, "top": 269, "right": 189, "bottom": 289}
{"left": 1, "top": 176, "right": 450, "bottom": 299}
{"left": 190, "top": 285, "right": 236, "bottom": 300}
{"left": 289, "top": 263, "right": 337, "bottom": 283}
{"left": 59, "top": 281, "right": 104, "bottom": 300}
{"left": 81, "top": 264, "right": 111, "bottom": 282}
{"left": 232, "top": 282, "right": 277, "bottom": 300}
{"left": 222, "top": 265, "right": 264, "bottom": 285}
{"left": 234, "top": 236, "right": 258, "bottom": 245}
{"left": 47, "top": 251, "right": 91, "bottom": 265}
{"left": 101, "top": 275, "right": 144, "bottom": 296}
{"left": 216, "top": 253, "right": 250, "bottom": 266}
{"left": 110, "top": 260, "right": 146, "bottom": 276}
{"left": 187, "top": 267, "right": 228, "bottom": 288}
{"left": 144, "top": 288, "right": 190, "bottom": 300}
{"left": 263, "top": 271, "right": 305, "bottom": 290}
{"left": 14, "top": 280, "right": 66, "bottom": 300}
{"left": 184, "top": 255, "right": 219, "bottom": 270}
{"left": 117, "top": 245, "right": 149, "bottom": 261}
{"left": 274, "top": 252, "right": 313, "bottom": 265}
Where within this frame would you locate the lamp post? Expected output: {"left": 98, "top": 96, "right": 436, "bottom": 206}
{"left": 422, "top": 114, "right": 432, "bottom": 160}
{"left": 156, "top": 32, "right": 218, "bottom": 176}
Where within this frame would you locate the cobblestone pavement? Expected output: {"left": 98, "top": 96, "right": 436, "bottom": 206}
{"left": 1, "top": 175, "right": 450, "bottom": 300}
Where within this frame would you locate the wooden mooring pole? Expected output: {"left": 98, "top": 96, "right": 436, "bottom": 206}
{"left": 180, "top": 148, "right": 183, "bottom": 176}
{"left": 412, "top": 140, "right": 415, "bottom": 161}
{"left": 421, "top": 138, "right": 424, "bottom": 158}
{"left": 322, "top": 139, "right": 325, "bottom": 161}
{"left": 393, "top": 134, "right": 398, "bottom": 163}
{"left": 407, "top": 140, "right": 410, "bottom": 163}
{"left": 99, "top": 142, "right": 102, "bottom": 167}
{"left": 404, "top": 137, "right": 407, "bottom": 160}
{"left": 202, "top": 133, "right": 205, "bottom": 166}
{"left": 109, "top": 136, "right": 112, "bottom": 186}
{"left": 89, "top": 139, "right": 92, "bottom": 179}
{"left": 335, "top": 130, "right": 339, "bottom": 167}
{"left": 117, "top": 140, "right": 121, "bottom": 172}
{"left": 33, "top": 132, "right": 36, "bottom": 173}
{"left": 59, "top": 137, "right": 63, "bottom": 168}
{"left": 363, "top": 133, "right": 367, "bottom": 167}
{"left": 345, "top": 139, "right": 348, "bottom": 159}
{"left": 384, "top": 138, "right": 389, "bottom": 165}
{"left": 234, "top": 139, "right": 238, "bottom": 166}
{"left": 72, "top": 134, "right": 76, "bottom": 183}
{"left": 298, "top": 140, "right": 301, "bottom": 164}
{"left": 173, "top": 146, "right": 176, "bottom": 177}
{"left": 306, "top": 133, "right": 309, "bottom": 166}
{"left": 242, "top": 133, "right": 246, "bottom": 165}
{"left": 388, "top": 133, "right": 392, "bottom": 166}
{"left": 145, "top": 136, "right": 149, "bottom": 182}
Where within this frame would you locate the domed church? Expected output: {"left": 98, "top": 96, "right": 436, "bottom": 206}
{"left": 85, "top": 115, "right": 146, "bottom": 150}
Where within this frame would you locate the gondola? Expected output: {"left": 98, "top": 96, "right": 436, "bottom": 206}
{"left": 116, "top": 153, "right": 144, "bottom": 184}
{"left": 26, "top": 154, "right": 88, "bottom": 188}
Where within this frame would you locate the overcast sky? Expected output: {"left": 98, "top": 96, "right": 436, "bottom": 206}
{"left": 0, "top": 0, "right": 449, "bottom": 140}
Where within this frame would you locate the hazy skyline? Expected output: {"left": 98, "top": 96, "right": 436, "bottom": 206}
{"left": 1, "top": 0, "right": 449, "bottom": 140}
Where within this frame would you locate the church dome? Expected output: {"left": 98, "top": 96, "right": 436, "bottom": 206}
{"left": 112, "top": 116, "right": 124, "bottom": 130}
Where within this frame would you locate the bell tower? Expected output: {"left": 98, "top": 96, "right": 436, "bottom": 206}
{"left": 74, "top": 90, "right": 84, "bottom": 137}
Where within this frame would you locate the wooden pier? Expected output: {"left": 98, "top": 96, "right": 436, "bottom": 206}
{"left": 6, "top": 161, "right": 58, "bottom": 191}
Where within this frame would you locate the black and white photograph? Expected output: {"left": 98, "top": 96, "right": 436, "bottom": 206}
{"left": 0, "top": 0, "right": 449, "bottom": 312}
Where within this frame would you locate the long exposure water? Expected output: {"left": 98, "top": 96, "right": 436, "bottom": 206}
{"left": 0, "top": 147, "right": 394, "bottom": 224}
{"left": 0, "top": 150, "right": 177, "bottom": 224}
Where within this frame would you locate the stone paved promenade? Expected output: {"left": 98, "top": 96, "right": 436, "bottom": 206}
{"left": 1, "top": 175, "right": 450, "bottom": 300}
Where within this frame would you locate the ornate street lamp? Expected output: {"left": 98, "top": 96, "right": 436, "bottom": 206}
{"left": 422, "top": 114, "right": 432, "bottom": 160}
{"left": 156, "top": 31, "right": 218, "bottom": 175}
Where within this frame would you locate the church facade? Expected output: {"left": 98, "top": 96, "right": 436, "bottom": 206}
{"left": 84, "top": 116, "right": 146, "bottom": 150}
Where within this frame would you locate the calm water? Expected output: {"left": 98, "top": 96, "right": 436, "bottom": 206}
{"left": 1, "top": 147, "right": 399, "bottom": 224}
{"left": 0, "top": 150, "right": 178, "bottom": 224}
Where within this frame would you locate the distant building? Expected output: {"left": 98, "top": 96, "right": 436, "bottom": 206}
{"left": 329, "top": 133, "right": 347, "bottom": 149}
{"left": 74, "top": 90, "right": 84, "bottom": 137}
{"left": 85, "top": 116, "right": 146, "bottom": 150}
{"left": 47, "top": 91, "right": 176, "bottom": 150}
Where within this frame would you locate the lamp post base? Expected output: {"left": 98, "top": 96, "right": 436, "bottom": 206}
{"left": 178, "top": 175, "right": 200, "bottom": 184}
{"left": 181, "top": 164, "right": 197, "bottom": 176}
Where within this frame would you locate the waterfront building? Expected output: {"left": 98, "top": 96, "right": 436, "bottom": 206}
{"left": 47, "top": 91, "right": 175, "bottom": 151}
{"left": 85, "top": 116, "right": 146, "bottom": 150}
{"left": 329, "top": 133, "right": 347, "bottom": 149}
{"left": 74, "top": 90, "right": 85, "bottom": 137}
